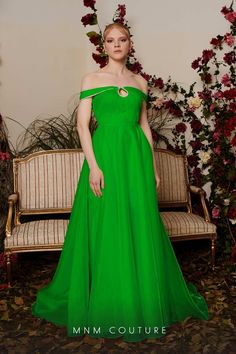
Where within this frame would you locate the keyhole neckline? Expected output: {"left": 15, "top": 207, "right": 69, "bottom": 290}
{"left": 117, "top": 86, "right": 129, "bottom": 98}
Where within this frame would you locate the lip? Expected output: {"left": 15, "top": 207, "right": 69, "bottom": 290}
{"left": 114, "top": 50, "right": 122, "bottom": 53}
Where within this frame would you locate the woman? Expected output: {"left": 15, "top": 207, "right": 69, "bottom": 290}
{"left": 32, "top": 22, "right": 209, "bottom": 343}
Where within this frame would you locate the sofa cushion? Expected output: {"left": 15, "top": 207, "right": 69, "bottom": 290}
{"left": 4, "top": 219, "right": 69, "bottom": 250}
{"left": 160, "top": 211, "right": 216, "bottom": 237}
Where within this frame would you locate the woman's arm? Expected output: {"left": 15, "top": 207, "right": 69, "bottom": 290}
{"left": 138, "top": 79, "right": 160, "bottom": 189}
{"left": 77, "top": 74, "right": 99, "bottom": 170}
{"left": 77, "top": 74, "right": 104, "bottom": 197}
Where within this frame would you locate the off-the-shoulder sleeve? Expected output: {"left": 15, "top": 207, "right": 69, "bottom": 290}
{"left": 79, "top": 87, "right": 114, "bottom": 100}
{"left": 79, "top": 88, "right": 96, "bottom": 100}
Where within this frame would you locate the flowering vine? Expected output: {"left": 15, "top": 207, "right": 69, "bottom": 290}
{"left": 81, "top": 1, "right": 236, "bottom": 259}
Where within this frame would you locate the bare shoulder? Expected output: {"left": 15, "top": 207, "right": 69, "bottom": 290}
{"left": 132, "top": 73, "right": 148, "bottom": 94}
{"left": 80, "top": 72, "right": 99, "bottom": 91}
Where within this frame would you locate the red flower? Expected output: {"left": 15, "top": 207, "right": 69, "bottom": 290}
{"left": 164, "top": 100, "right": 182, "bottom": 117}
{"left": 229, "top": 102, "right": 236, "bottom": 112}
{"left": 175, "top": 122, "right": 187, "bottom": 133}
{"left": 224, "top": 116, "right": 236, "bottom": 137}
{"left": 213, "top": 91, "right": 224, "bottom": 99}
{"left": 200, "top": 72, "right": 212, "bottom": 84}
{"left": 223, "top": 88, "right": 236, "bottom": 100}
{"left": 192, "top": 167, "right": 202, "bottom": 185}
{"left": 223, "top": 51, "right": 236, "bottom": 65}
{"left": 221, "top": 6, "right": 231, "bottom": 15}
{"left": 190, "top": 119, "right": 202, "bottom": 134}
{"left": 81, "top": 13, "right": 97, "bottom": 27}
{"left": 114, "top": 18, "right": 125, "bottom": 25}
{"left": 190, "top": 139, "right": 202, "bottom": 150}
{"left": 191, "top": 57, "right": 201, "bottom": 70}
{"left": 118, "top": 4, "right": 126, "bottom": 17}
{"left": 89, "top": 34, "right": 101, "bottom": 46}
{"left": 221, "top": 73, "right": 231, "bottom": 87}
{"left": 0, "top": 152, "right": 10, "bottom": 161}
{"left": 95, "top": 46, "right": 103, "bottom": 54}
{"left": 224, "top": 33, "right": 235, "bottom": 47}
{"left": 154, "top": 78, "right": 164, "bottom": 89}
{"left": 225, "top": 11, "right": 236, "bottom": 24}
{"left": 210, "top": 103, "right": 216, "bottom": 112}
{"left": 213, "top": 145, "right": 221, "bottom": 155}
{"left": 212, "top": 206, "right": 220, "bottom": 219}
{"left": 202, "top": 49, "right": 214, "bottom": 64}
{"left": 187, "top": 155, "right": 198, "bottom": 167}
{"left": 228, "top": 207, "right": 236, "bottom": 219}
{"left": 127, "top": 47, "right": 135, "bottom": 58}
{"left": 198, "top": 89, "right": 211, "bottom": 100}
{"left": 83, "top": 0, "right": 96, "bottom": 9}
{"left": 141, "top": 72, "right": 151, "bottom": 82}
{"left": 151, "top": 128, "right": 160, "bottom": 142}
{"left": 129, "top": 61, "right": 143, "bottom": 74}
{"left": 92, "top": 53, "right": 107, "bottom": 67}
{"left": 210, "top": 36, "right": 223, "bottom": 47}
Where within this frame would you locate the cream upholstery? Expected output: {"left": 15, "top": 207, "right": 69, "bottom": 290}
{"left": 160, "top": 212, "right": 216, "bottom": 236}
{"left": 16, "top": 150, "right": 85, "bottom": 212}
{"left": 5, "top": 219, "right": 69, "bottom": 250}
{"left": 4, "top": 148, "right": 217, "bottom": 286}
{"left": 155, "top": 149, "right": 190, "bottom": 207}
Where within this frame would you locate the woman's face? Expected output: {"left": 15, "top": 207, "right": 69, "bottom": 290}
{"left": 104, "top": 27, "right": 131, "bottom": 61}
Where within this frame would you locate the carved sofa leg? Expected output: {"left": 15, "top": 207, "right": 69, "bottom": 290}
{"left": 211, "top": 237, "right": 216, "bottom": 271}
{"left": 6, "top": 252, "right": 12, "bottom": 287}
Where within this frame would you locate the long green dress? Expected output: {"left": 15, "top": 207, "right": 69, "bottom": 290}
{"left": 31, "top": 85, "right": 209, "bottom": 342}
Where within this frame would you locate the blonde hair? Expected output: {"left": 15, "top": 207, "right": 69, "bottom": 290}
{"left": 103, "top": 22, "right": 131, "bottom": 41}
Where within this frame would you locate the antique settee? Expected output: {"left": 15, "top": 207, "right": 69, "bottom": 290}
{"left": 4, "top": 148, "right": 217, "bottom": 286}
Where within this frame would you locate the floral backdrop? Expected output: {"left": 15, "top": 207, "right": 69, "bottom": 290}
{"left": 0, "top": 1, "right": 235, "bottom": 262}
{"left": 81, "top": 1, "right": 236, "bottom": 258}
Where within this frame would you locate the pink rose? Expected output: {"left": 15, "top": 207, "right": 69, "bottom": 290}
{"left": 213, "top": 131, "right": 220, "bottom": 140}
{"left": 221, "top": 73, "right": 231, "bottom": 87}
{"left": 212, "top": 206, "right": 220, "bottom": 219}
{"left": 154, "top": 97, "right": 165, "bottom": 109}
{"left": 213, "top": 91, "right": 224, "bottom": 99}
{"left": 0, "top": 152, "right": 10, "bottom": 161}
{"left": 210, "top": 103, "right": 216, "bottom": 112}
{"left": 225, "top": 11, "right": 236, "bottom": 24}
{"left": 225, "top": 33, "right": 235, "bottom": 47}
{"left": 213, "top": 145, "right": 221, "bottom": 155}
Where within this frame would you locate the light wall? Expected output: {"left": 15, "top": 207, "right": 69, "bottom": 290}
{"left": 0, "top": 0, "right": 230, "bottom": 148}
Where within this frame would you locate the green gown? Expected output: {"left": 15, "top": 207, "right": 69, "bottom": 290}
{"left": 31, "top": 85, "right": 209, "bottom": 342}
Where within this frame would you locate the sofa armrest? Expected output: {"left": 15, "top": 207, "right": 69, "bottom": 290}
{"left": 8, "top": 193, "right": 18, "bottom": 203}
{"left": 189, "top": 185, "right": 211, "bottom": 222}
{"left": 5, "top": 193, "right": 19, "bottom": 237}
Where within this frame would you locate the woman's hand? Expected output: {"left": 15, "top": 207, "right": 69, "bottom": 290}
{"left": 155, "top": 171, "right": 161, "bottom": 190}
{"left": 89, "top": 166, "right": 104, "bottom": 197}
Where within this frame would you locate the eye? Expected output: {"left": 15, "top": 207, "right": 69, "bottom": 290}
{"left": 121, "top": 38, "right": 127, "bottom": 42}
{"left": 106, "top": 39, "right": 113, "bottom": 43}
